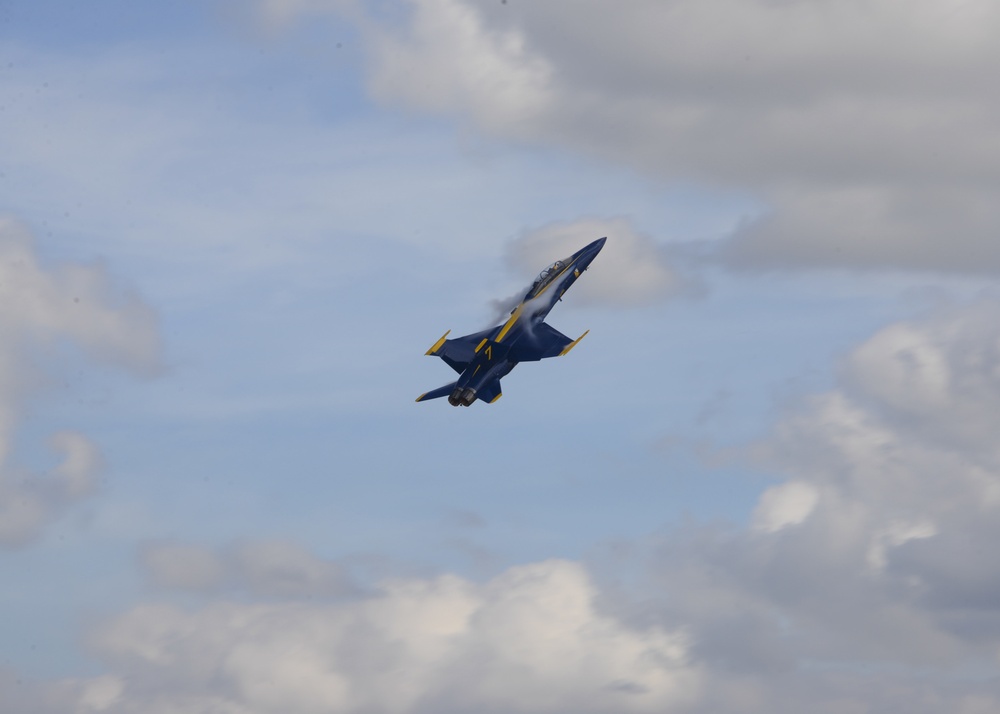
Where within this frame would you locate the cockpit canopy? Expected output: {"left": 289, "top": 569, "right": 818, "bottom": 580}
{"left": 536, "top": 260, "right": 565, "bottom": 282}
{"left": 528, "top": 260, "right": 566, "bottom": 297}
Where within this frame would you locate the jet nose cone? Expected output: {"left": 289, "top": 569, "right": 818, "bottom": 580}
{"left": 573, "top": 237, "right": 607, "bottom": 271}
{"left": 577, "top": 237, "right": 606, "bottom": 260}
{"left": 585, "top": 237, "right": 607, "bottom": 260}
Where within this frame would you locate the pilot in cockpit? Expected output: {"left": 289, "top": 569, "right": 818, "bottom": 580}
{"left": 532, "top": 260, "right": 566, "bottom": 290}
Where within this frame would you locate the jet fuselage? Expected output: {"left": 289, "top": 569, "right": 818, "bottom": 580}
{"left": 419, "top": 237, "right": 606, "bottom": 406}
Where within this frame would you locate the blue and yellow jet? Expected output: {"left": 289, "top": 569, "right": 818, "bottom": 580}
{"left": 417, "top": 237, "right": 606, "bottom": 406}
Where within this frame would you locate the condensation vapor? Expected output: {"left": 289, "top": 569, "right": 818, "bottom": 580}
{"left": 494, "top": 276, "right": 577, "bottom": 345}
{"left": 486, "top": 286, "right": 530, "bottom": 326}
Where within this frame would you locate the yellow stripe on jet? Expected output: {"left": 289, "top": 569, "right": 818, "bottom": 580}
{"left": 496, "top": 259, "right": 580, "bottom": 343}
{"left": 475, "top": 338, "right": 488, "bottom": 353}
{"left": 425, "top": 330, "right": 450, "bottom": 355}
{"left": 490, "top": 393, "right": 503, "bottom": 403}
{"left": 495, "top": 304, "right": 524, "bottom": 343}
{"left": 559, "top": 330, "right": 589, "bottom": 356}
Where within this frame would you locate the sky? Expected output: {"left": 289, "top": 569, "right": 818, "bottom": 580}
{"left": 2, "top": 0, "right": 1000, "bottom": 712}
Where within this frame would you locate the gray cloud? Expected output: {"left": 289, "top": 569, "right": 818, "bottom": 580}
{"left": 722, "top": 185, "right": 1000, "bottom": 273}
{"left": 0, "top": 220, "right": 160, "bottom": 547}
{"left": 840, "top": 300, "right": 1000, "bottom": 455}
{"left": 0, "top": 668, "right": 86, "bottom": 714}
{"left": 676, "top": 299, "right": 1000, "bottom": 707}
{"left": 0, "top": 432, "right": 103, "bottom": 546}
{"left": 261, "top": 0, "right": 1000, "bottom": 274}
{"left": 141, "top": 540, "right": 360, "bottom": 599}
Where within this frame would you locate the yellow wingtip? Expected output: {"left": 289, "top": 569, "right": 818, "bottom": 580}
{"left": 560, "top": 329, "right": 590, "bottom": 356}
{"left": 425, "top": 330, "right": 451, "bottom": 355}
{"left": 490, "top": 393, "right": 503, "bottom": 403}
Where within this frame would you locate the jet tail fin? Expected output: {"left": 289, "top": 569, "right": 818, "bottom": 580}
{"left": 478, "top": 379, "right": 503, "bottom": 404}
{"left": 416, "top": 381, "right": 457, "bottom": 402}
{"left": 424, "top": 327, "right": 497, "bottom": 374}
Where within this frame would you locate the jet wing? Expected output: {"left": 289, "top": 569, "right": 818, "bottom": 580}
{"left": 508, "top": 322, "right": 588, "bottom": 362}
{"left": 416, "top": 381, "right": 458, "bottom": 402}
{"left": 425, "top": 327, "right": 497, "bottom": 374}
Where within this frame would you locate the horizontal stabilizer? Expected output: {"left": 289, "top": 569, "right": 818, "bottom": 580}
{"left": 416, "top": 381, "right": 457, "bottom": 402}
{"left": 425, "top": 327, "right": 498, "bottom": 374}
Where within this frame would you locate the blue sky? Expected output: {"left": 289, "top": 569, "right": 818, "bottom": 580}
{"left": 4, "top": 2, "right": 1000, "bottom": 712}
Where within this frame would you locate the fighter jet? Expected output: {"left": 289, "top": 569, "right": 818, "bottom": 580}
{"left": 417, "top": 237, "right": 606, "bottom": 406}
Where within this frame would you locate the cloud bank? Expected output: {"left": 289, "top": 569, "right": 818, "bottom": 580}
{"left": 264, "top": 0, "right": 1000, "bottom": 274}
{"left": 650, "top": 298, "right": 1000, "bottom": 711}
{"left": 27, "top": 560, "right": 699, "bottom": 714}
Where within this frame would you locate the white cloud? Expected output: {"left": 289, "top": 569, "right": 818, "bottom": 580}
{"left": 368, "top": 0, "right": 553, "bottom": 135}
{"left": 751, "top": 481, "right": 819, "bottom": 533}
{"left": 76, "top": 559, "right": 700, "bottom": 714}
{"left": 506, "top": 218, "right": 685, "bottom": 307}
{"left": 610, "top": 298, "right": 1000, "bottom": 710}
{"left": 0, "top": 220, "right": 159, "bottom": 546}
{"left": 846, "top": 322, "right": 953, "bottom": 416}
{"left": 867, "top": 519, "right": 937, "bottom": 571}
{"left": 842, "top": 301, "right": 1000, "bottom": 455}
{"left": 78, "top": 675, "right": 125, "bottom": 712}
{"left": 742, "top": 298, "right": 1000, "bottom": 641}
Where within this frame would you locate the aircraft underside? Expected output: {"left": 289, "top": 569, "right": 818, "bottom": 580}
{"left": 417, "top": 237, "right": 606, "bottom": 406}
